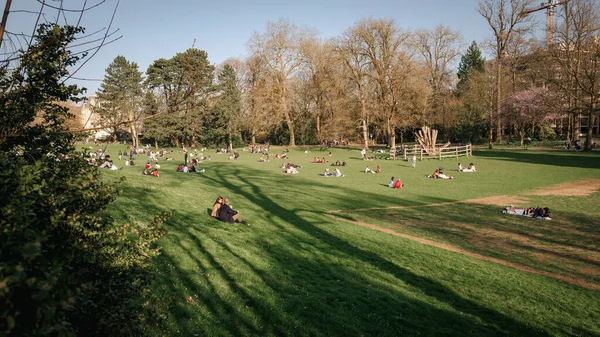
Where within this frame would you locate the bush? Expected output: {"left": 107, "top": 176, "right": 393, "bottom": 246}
{"left": 0, "top": 24, "right": 169, "bottom": 336}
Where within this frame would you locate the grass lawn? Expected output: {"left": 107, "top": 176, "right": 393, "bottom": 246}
{"left": 96, "top": 144, "right": 600, "bottom": 336}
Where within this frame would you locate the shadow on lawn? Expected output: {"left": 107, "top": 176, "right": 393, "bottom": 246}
{"left": 142, "top": 165, "right": 551, "bottom": 337}
{"left": 475, "top": 149, "right": 600, "bottom": 169}
{"left": 350, "top": 203, "right": 600, "bottom": 285}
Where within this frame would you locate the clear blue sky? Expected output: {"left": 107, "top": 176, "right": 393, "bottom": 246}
{"left": 2, "top": 0, "right": 545, "bottom": 95}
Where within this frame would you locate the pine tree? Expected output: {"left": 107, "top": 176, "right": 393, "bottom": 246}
{"left": 206, "top": 64, "right": 242, "bottom": 149}
{"left": 96, "top": 55, "right": 144, "bottom": 146}
{"left": 456, "top": 41, "right": 485, "bottom": 96}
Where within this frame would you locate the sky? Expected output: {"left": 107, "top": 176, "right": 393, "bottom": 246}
{"left": 1, "top": 0, "right": 546, "bottom": 95}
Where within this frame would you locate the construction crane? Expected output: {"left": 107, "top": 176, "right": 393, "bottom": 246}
{"left": 523, "top": 0, "right": 568, "bottom": 48}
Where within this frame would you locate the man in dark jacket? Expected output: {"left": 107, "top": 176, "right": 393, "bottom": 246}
{"left": 218, "top": 198, "right": 247, "bottom": 224}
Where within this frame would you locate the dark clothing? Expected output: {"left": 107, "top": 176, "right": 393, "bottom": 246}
{"left": 218, "top": 204, "right": 237, "bottom": 223}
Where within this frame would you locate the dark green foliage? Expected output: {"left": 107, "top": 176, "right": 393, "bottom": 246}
{"left": 145, "top": 49, "right": 214, "bottom": 147}
{"left": 456, "top": 41, "right": 485, "bottom": 96}
{"left": 96, "top": 55, "right": 144, "bottom": 143}
{"left": 0, "top": 24, "right": 168, "bottom": 336}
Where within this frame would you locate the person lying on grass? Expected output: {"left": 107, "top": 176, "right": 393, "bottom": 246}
{"left": 503, "top": 206, "right": 551, "bottom": 219}
{"left": 218, "top": 198, "right": 249, "bottom": 225}
{"left": 428, "top": 168, "right": 453, "bottom": 179}
{"left": 285, "top": 164, "right": 299, "bottom": 174}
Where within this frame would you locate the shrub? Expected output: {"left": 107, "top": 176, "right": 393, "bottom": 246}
{"left": 0, "top": 24, "right": 168, "bottom": 336}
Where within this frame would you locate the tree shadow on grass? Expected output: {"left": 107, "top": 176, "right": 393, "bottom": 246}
{"left": 161, "top": 165, "right": 550, "bottom": 336}
{"left": 474, "top": 149, "right": 600, "bottom": 169}
{"left": 348, "top": 203, "right": 600, "bottom": 286}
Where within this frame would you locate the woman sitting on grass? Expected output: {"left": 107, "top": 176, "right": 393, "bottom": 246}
{"left": 333, "top": 168, "right": 344, "bottom": 177}
{"left": 211, "top": 196, "right": 223, "bottom": 217}
{"left": 389, "top": 176, "right": 395, "bottom": 188}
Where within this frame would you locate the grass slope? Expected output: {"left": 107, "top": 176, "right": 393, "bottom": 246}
{"left": 97, "top": 145, "right": 600, "bottom": 336}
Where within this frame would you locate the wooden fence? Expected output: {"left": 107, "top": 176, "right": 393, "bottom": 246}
{"left": 402, "top": 143, "right": 472, "bottom": 161}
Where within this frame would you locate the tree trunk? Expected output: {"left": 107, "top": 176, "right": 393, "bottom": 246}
{"left": 228, "top": 132, "right": 233, "bottom": 152}
{"left": 495, "top": 57, "right": 502, "bottom": 143}
{"left": 585, "top": 101, "right": 596, "bottom": 150}
{"left": 388, "top": 120, "right": 396, "bottom": 160}
{"left": 130, "top": 124, "right": 138, "bottom": 149}
{"left": 281, "top": 86, "right": 295, "bottom": 147}
{"left": 154, "top": 139, "right": 158, "bottom": 149}
{"left": 360, "top": 96, "right": 369, "bottom": 151}
{"left": 316, "top": 111, "right": 321, "bottom": 142}
{"left": 191, "top": 120, "right": 197, "bottom": 148}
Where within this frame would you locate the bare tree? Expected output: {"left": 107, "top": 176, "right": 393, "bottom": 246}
{"left": 336, "top": 25, "right": 374, "bottom": 150}
{"left": 248, "top": 18, "right": 314, "bottom": 146}
{"left": 478, "top": 0, "right": 535, "bottom": 147}
{"left": 551, "top": 0, "right": 600, "bottom": 149}
{"left": 299, "top": 37, "right": 336, "bottom": 141}
{"left": 414, "top": 24, "right": 464, "bottom": 133}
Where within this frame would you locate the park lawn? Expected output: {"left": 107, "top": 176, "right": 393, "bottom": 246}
{"left": 97, "top": 144, "right": 600, "bottom": 336}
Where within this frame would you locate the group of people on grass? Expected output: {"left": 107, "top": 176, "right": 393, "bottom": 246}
{"left": 389, "top": 176, "right": 403, "bottom": 189}
{"left": 324, "top": 168, "right": 345, "bottom": 177}
{"left": 428, "top": 168, "right": 453, "bottom": 179}
{"left": 211, "top": 196, "right": 248, "bottom": 225}
{"left": 458, "top": 163, "right": 476, "bottom": 172}
{"left": 364, "top": 166, "right": 381, "bottom": 174}
{"left": 503, "top": 205, "right": 551, "bottom": 219}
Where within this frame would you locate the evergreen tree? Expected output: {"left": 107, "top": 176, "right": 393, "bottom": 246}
{"left": 456, "top": 41, "right": 485, "bottom": 95}
{"left": 96, "top": 55, "right": 144, "bottom": 147}
{"left": 146, "top": 49, "right": 214, "bottom": 148}
{"left": 216, "top": 64, "right": 242, "bottom": 150}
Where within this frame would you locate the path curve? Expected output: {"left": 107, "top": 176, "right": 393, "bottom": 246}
{"left": 325, "top": 213, "right": 600, "bottom": 291}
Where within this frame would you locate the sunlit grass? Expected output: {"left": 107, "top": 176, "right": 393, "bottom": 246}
{"left": 97, "top": 144, "right": 600, "bottom": 336}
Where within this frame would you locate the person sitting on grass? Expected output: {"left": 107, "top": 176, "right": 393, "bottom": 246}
{"left": 462, "top": 163, "right": 476, "bottom": 172}
{"left": 458, "top": 163, "right": 463, "bottom": 172}
{"left": 341, "top": 160, "right": 347, "bottom": 167}
{"left": 389, "top": 176, "right": 395, "bottom": 188}
{"left": 332, "top": 160, "right": 341, "bottom": 166}
{"left": 365, "top": 166, "right": 374, "bottom": 173}
{"left": 218, "top": 198, "right": 248, "bottom": 225}
{"left": 333, "top": 168, "right": 344, "bottom": 177}
{"left": 375, "top": 165, "right": 381, "bottom": 173}
{"left": 176, "top": 164, "right": 183, "bottom": 172}
{"left": 211, "top": 196, "right": 223, "bottom": 217}
{"left": 324, "top": 168, "right": 332, "bottom": 177}
{"left": 394, "top": 178, "right": 403, "bottom": 189}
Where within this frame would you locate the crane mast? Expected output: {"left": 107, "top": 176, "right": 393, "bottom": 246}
{"left": 524, "top": 0, "right": 568, "bottom": 48}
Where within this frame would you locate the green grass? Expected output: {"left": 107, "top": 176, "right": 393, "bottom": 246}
{"left": 97, "top": 144, "right": 600, "bottom": 336}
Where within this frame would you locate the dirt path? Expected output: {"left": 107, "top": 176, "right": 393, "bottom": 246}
{"left": 325, "top": 179, "right": 600, "bottom": 290}
{"left": 325, "top": 213, "right": 600, "bottom": 291}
